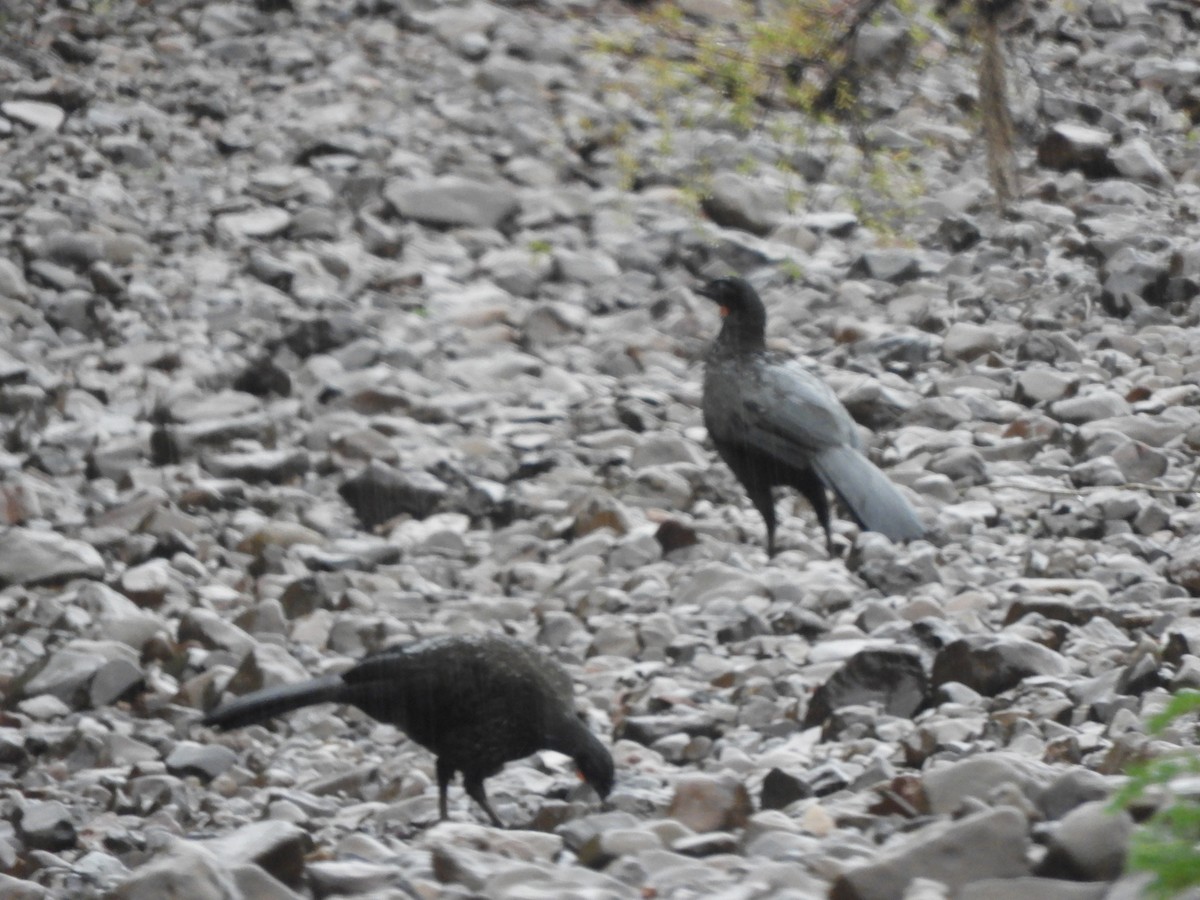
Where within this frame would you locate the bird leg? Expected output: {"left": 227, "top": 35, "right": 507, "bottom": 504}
{"left": 745, "top": 485, "right": 778, "bottom": 558}
{"left": 436, "top": 756, "right": 454, "bottom": 821}
{"left": 796, "top": 477, "right": 834, "bottom": 555}
{"left": 463, "top": 774, "right": 504, "bottom": 828}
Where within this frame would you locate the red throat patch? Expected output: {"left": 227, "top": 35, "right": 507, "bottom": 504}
{"left": 719, "top": 306, "right": 730, "bottom": 318}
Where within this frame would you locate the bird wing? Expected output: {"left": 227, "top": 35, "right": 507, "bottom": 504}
{"left": 717, "top": 358, "right": 863, "bottom": 459}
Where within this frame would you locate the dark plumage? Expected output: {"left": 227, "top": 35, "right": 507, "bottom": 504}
{"left": 698, "top": 276, "right": 924, "bottom": 557}
{"left": 203, "top": 633, "right": 613, "bottom": 827}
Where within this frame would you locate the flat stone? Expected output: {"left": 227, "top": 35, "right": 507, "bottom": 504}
{"left": 22, "top": 646, "right": 108, "bottom": 705}
{"left": 215, "top": 207, "right": 291, "bottom": 240}
{"left": 805, "top": 646, "right": 929, "bottom": 727}
{"left": 165, "top": 741, "right": 238, "bottom": 781}
{"left": 339, "top": 461, "right": 449, "bottom": 528}
{"left": 18, "top": 800, "right": 76, "bottom": 852}
{"left": 120, "top": 558, "right": 172, "bottom": 605}
{"left": 202, "top": 821, "right": 311, "bottom": 886}
{"left": 667, "top": 774, "right": 752, "bottom": 833}
{"left": 203, "top": 448, "right": 310, "bottom": 483}
{"left": 109, "top": 839, "right": 238, "bottom": 900}
{"left": 2, "top": 100, "right": 66, "bottom": 131}
{"left": 307, "top": 859, "right": 415, "bottom": 897}
{"left": 922, "top": 753, "right": 1057, "bottom": 815}
{"left": 0, "top": 528, "right": 105, "bottom": 586}
{"left": 702, "top": 172, "right": 788, "bottom": 236}
{"left": 959, "top": 877, "right": 1108, "bottom": 900}
{"left": 830, "top": 807, "right": 1031, "bottom": 900}
{"left": 933, "top": 635, "right": 1069, "bottom": 696}
{"left": 1015, "top": 369, "right": 1075, "bottom": 405}
{"left": 943, "top": 322, "right": 1003, "bottom": 361}
{"left": 1038, "top": 800, "right": 1133, "bottom": 881}
{"left": 1037, "top": 122, "right": 1115, "bottom": 177}
{"left": 1050, "top": 392, "right": 1131, "bottom": 424}
{"left": 384, "top": 176, "right": 521, "bottom": 229}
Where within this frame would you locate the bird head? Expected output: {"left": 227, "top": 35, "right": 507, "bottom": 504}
{"left": 696, "top": 277, "right": 767, "bottom": 348}
{"left": 573, "top": 730, "right": 615, "bottom": 800}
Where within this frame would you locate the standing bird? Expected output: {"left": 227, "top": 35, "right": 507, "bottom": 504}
{"left": 203, "top": 633, "right": 613, "bottom": 827}
{"left": 697, "top": 276, "right": 923, "bottom": 557}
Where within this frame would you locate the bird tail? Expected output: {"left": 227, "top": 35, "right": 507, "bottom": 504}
{"left": 812, "top": 445, "right": 924, "bottom": 541}
{"left": 203, "top": 675, "right": 344, "bottom": 730}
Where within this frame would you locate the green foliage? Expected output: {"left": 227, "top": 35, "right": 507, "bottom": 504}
{"left": 779, "top": 259, "right": 806, "bottom": 282}
{"left": 1113, "top": 690, "right": 1200, "bottom": 899}
{"left": 588, "top": 0, "right": 933, "bottom": 237}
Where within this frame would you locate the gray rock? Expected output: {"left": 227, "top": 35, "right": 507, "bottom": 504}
{"left": 0, "top": 873, "right": 49, "bottom": 899}
{"left": 165, "top": 741, "right": 238, "bottom": 781}
{"left": 922, "top": 754, "right": 1057, "bottom": 815}
{"left": 801, "top": 211, "right": 859, "bottom": 235}
{"left": 830, "top": 808, "right": 1031, "bottom": 900}
{"left": 702, "top": 172, "right": 788, "bottom": 236}
{"left": 215, "top": 207, "right": 292, "bottom": 240}
{"left": 479, "top": 246, "right": 553, "bottom": 296}
{"left": 1037, "top": 123, "right": 1115, "bottom": 177}
{"left": 307, "top": 859, "right": 415, "bottom": 898}
{"left": 667, "top": 775, "right": 752, "bottom": 833}
{"left": 0, "top": 256, "right": 30, "bottom": 300}
{"left": 1110, "top": 139, "right": 1172, "bottom": 187}
{"left": 203, "top": 448, "right": 310, "bottom": 483}
{"left": 1, "top": 100, "right": 66, "bottom": 131}
{"left": 178, "top": 608, "right": 256, "bottom": 655}
{"left": 805, "top": 646, "right": 928, "bottom": 727}
{"left": 958, "top": 877, "right": 1108, "bottom": 900}
{"left": 849, "top": 249, "right": 923, "bottom": 284}
{"left": 90, "top": 656, "right": 144, "bottom": 707}
{"left": 202, "top": 821, "right": 311, "bottom": 886}
{"left": 1015, "top": 369, "right": 1075, "bottom": 405}
{"left": 1077, "top": 415, "right": 1182, "bottom": 447}
{"left": 18, "top": 800, "right": 76, "bottom": 852}
{"left": 339, "top": 460, "right": 449, "bottom": 528}
{"left": 221, "top": 641, "right": 310, "bottom": 696}
{"left": 932, "top": 636, "right": 1069, "bottom": 696}
{"left": 110, "top": 839, "right": 240, "bottom": 900}
{"left": 552, "top": 248, "right": 620, "bottom": 285}
{"left": 1037, "top": 768, "right": 1114, "bottom": 821}
{"left": 1108, "top": 439, "right": 1168, "bottom": 482}
{"left": 120, "top": 558, "right": 172, "bottom": 606}
{"left": 384, "top": 176, "right": 520, "bottom": 229}
{"left": 231, "top": 865, "right": 304, "bottom": 900}
{"left": 0, "top": 528, "right": 105, "bottom": 586}
{"left": 1038, "top": 800, "right": 1132, "bottom": 881}
{"left": 1050, "top": 392, "right": 1132, "bottom": 424}
{"left": 22, "top": 645, "right": 109, "bottom": 705}
{"left": 943, "top": 322, "right": 1003, "bottom": 361}
{"left": 1100, "top": 247, "right": 1170, "bottom": 315}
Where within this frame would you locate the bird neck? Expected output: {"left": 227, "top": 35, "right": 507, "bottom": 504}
{"left": 715, "top": 314, "right": 767, "bottom": 354}
{"left": 545, "top": 715, "right": 594, "bottom": 756}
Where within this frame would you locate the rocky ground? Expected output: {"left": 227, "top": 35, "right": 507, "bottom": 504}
{"left": 2, "top": 0, "right": 1200, "bottom": 897}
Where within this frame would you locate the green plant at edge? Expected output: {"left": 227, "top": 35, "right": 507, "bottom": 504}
{"left": 1112, "top": 690, "right": 1200, "bottom": 898}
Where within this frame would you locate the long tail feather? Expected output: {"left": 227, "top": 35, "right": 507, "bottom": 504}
{"left": 203, "top": 675, "right": 344, "bottom": 730}
{"left": 812, "top": 446, "right": 924, "bottom": 541}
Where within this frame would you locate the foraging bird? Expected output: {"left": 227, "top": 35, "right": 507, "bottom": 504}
{"left": 203, "top": 633, "right": 613, "bottom": 827}
{"left": 697, "top": 276, "right": 923, "bottom": 556}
